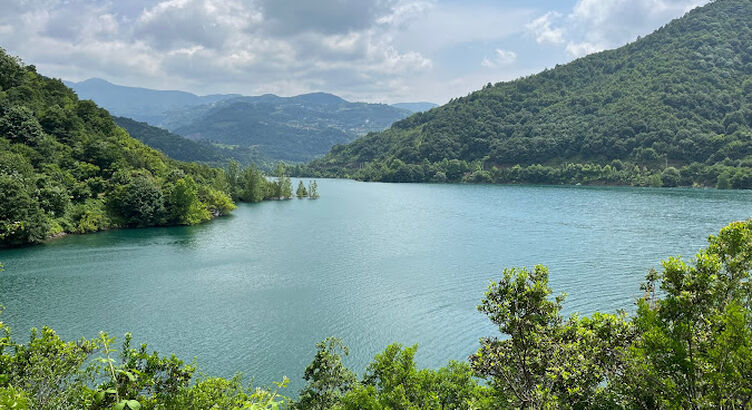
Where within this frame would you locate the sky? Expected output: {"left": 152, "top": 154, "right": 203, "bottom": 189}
{"left": 0, "top": 0, "right": 708, "bottom": 104}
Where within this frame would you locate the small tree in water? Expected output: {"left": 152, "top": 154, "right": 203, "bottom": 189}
{"left": 279, "top": 175, "right": 293, "bottom": 199}
{"left": 308, "top": 180, "right": 319, "bottom": 199}
{"left": 296, "top": 181, "right": 308, "bottom": 198}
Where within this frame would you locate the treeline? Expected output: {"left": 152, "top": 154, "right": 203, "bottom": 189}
{"left": 226, "top": 161, "right": 319, "bottom": 201}
{"left": 3, "top": 220, "right": 752, "bottom": 408}
{"left": 299, "top": 157, "right": 752, "bottom": 188}
{"left": 307, "top": 0, "right": 752, "bottom": 189}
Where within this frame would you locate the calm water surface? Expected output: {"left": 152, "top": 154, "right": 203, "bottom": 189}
{"left": 1, "top": 180, "right": 750, "bottom": 391}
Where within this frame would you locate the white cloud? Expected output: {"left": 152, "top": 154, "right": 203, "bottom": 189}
{"left": 481, "top": 49, "right": 517, "bottom": 68}
{"left": 526, "top": 12, "right": 565, "bottom": 45}
{"left": 565, "top": 41, "right": 603, "bottom": 57}
{"left": 0, "top": 0, "right": 440, "bottom": 101}
{"left": 527, "top": 0, "right": 709, "bottom": 58}
{"left": 0, "top": 0, "right": 712, "bottom": 103}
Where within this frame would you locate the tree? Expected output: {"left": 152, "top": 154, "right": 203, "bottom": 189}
{"left": 279, "top": 175, "right": 293, "bottom": 199}
{"left": 226, "top": 160, "right": 241, "bottom": 200}
{"left": 0, "top": 316, "right": 289, "bottom": 409}
{"left": 296, "top": 181, "right": 308, "bottom": 198}
{"left": 471, "top": 265, "right": 633, "bottom": 408}
{"left": 295, "top": 338, "right": 356, "bottom": 410}
{"left": 661, "top": 166, "right": 681, "bottom": 187}
{"left": 202, "top": 188, "right": 236, "bottom": 216}
{"left": 0, "top": 174, "right": 49, "bottom": 245}
{"left": 611, "top": 220, "right": 752, "bottom": 408}
{"left": 239, "top": 165, "right": 266, "bottom": 203}
{"left": 1, "top": 326, "right": 97, "bottom": 409}
{"left": 165, "top": 176, "right": 210, "bottom": 225}
{"left": 717, "top": 169, "right": 733, "bottom": 189}
{"left": 340, "top": 344, "right": 490, "bottom": 410}
{"left": 274, "top": 162, "right": 286, "bottom": 179}
{"left": 0, "top": 106, "right": 45, "bottom": 145}
{"left": 308, "top": 180, "right": 319, "bottom": 199}
{"left": 471, "top": 266, "right": 565, "bottom": 407}
{"left": 108, "top": 173, "right": 165, "bottom": 227}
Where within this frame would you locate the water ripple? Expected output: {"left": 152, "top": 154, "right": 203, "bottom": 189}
{"left": 1, "top": 180, "right": 751, "bottom": 392}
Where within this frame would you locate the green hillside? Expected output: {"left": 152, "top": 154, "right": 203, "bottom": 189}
{"left": 0, "top": 49, "right": 237, "bottom": 247}
{"left": 168, "top": 93, "right": 412, "bottom": 162}
{"left": 309, "top": 0, "right": 752, "bottom": 188}
{"left": 113, "top": 116, "right": 266, "bottom": 166}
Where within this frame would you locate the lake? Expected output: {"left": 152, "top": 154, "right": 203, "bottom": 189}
{"left": 1, "top": 179, "right": 750, "bottom": 392}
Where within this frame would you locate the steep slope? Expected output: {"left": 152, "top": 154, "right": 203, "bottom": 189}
{"left": 169, "top": 93, "right": 412, "bottom": 162}
{"left": 0, "top": 50, "right": 235, "bottom": 247}
{"left": 310, "top": 0, "right": 752, "bottom": 188}
{"left": 113, "top": 116, "right": 265, "bottom": 166}
{"left": 65, "top": 78, "right": 239, "bottom": 125}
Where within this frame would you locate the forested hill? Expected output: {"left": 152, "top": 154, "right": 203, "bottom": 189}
{"left": 309, "top": 0, "right": 752, "bottom": 188}
{"left": 113, "top": 116, "right": 266, "bottom": 166}
{"left": 165, "top": 93, "right": 412, "bottom": 163}
{"left": 0, "top": 49, "right": 237, "bottom": 247}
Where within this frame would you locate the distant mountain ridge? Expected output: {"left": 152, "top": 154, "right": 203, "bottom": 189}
{"left": 66, "top": 78, "right": 423, "bottom": 162}
{"left": 308, "top": 0, "right": 752, "bottom": 188}
{"left": 167, "top": 94, "right": 412, "bottom": 162}
{"left": 64, "top": 78, "right": 240, "bottom": 125}
{"left": 112, "top": 116, "right": 265, "bottom": 166}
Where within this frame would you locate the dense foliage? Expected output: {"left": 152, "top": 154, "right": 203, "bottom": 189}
{"left": 0, "top": 49, "right": 241, "bottom": 247}
{"left": 0, "top": 318, "right": 289, "bottom": 409}
{"left": 113, "top": 116, "right": 265, "bottom": 166}
{"left": 308, "top": 0, "right": 752, "bottom": 188}
{"left": 4, "top": 219, "right": 752, "bottom": 408}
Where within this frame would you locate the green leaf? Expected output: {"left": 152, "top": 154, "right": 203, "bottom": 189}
{"left": 126, "top": 399, "right": 141, "bottom": 409}
{"left": 121, "top": 370, "right": 137, "bottom": 382}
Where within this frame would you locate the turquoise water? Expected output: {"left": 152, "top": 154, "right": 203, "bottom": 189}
{"left": 1, "top": 180, "right": 751, "bottom": 392}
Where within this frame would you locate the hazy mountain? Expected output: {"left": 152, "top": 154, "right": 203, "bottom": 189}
{"left": 66, "top": 78, "right": 413, "bottom": 163}
{"left": 166, "top": 93, "right": 412, "bottom": 162}
{"left": 64, "top": 78, "right": 240, "bottom": 125}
